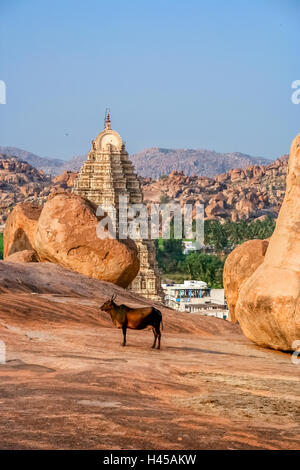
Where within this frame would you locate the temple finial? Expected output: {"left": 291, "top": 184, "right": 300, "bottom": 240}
{"left": 105, "top": 109, "right": 111, "bottom": 129}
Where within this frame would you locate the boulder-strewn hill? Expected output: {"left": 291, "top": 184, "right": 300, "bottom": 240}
{"left": 0, "top": 154, "right": 77, "bottom": 225}
{"left": 0, "top": 153, "right": 52, "bottom": 224}
{"left": 142, "top": 155, "right": 288, "bottom": 221}
{"left": 0, "top": 146, "right": 64, "bottom": 175}
{"left": 130, "top": 147, "right": 269, "bottom": 179}
{"left": 0, "top": 149, "right": 288, "bottom": 224}
{"left": 0, "top": 146, "right": 86, "bottom": 176}
{"left": 0, "top": 145, "right": 270, "bottom": 178}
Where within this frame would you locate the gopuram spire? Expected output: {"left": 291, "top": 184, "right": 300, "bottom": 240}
{"left": 73, "top": 114, "right": 162, "bottom": 301}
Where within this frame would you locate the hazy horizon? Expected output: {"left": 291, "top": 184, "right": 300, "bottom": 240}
{"left": 0, "top": 142, "right": 276, "bottom": 163}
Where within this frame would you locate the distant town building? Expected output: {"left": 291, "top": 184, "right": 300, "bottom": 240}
{"left": 162, "top": 280, "right": 228, "bottom": 319}
{"left": 73, "top": 112, "right": 162, "bottom": 301}
{"left": 163, "top": 280, "right": 209, "bottom": 308}
{"left": 183, "top": 241, "right": 199, "bottom": 254}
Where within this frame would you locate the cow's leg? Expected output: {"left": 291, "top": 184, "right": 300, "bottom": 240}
{"left": 122, "top": 325, "right": 127, "bottom": 346}
{"left": 151, "top": 327, "right": 157, "bottom": 349}
{"left": 156, "top": 325, "right": 161, "bottom": 350}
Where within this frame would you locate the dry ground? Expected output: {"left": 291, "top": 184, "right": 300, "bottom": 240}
{"left": 0, "top": 262, "right": 299, "bottom": 450}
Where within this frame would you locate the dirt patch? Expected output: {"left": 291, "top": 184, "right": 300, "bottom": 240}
{"left": 173, "top": 371, "right": 300, "bottom": 423}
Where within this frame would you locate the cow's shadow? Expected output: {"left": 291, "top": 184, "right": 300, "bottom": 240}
{"left": 166, "top": 346, "right": 241, "bottom": 356}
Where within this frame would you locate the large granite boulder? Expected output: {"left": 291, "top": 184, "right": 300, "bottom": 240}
{"left": 3, "top": 203, "right": 42, "bottom": 258}
{"left": 34, "top": 192, "right": 139, "bottom": 288}
{"left": 234, "top": 133, "right": 300, "bottom": 351}
{"left": 223, "top": 238, "right": 269, "bottom": 322}
{"left": 4, "top": 192, "right": 140, "bottom": 288}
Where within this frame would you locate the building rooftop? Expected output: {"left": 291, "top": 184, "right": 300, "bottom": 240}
{"left": 162, "top": 279, "right": 208, "bottom": 289}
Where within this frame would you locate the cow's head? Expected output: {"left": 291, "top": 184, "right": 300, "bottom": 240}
{"left": 100, "top": 294, "right": 117, "bottom": 312}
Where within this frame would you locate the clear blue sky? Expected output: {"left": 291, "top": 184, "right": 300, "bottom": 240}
{"left": 0, "top": 0, "right": 299, "bottom": 160}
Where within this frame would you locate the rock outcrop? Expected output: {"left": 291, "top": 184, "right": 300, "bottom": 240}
{"left": 52, "top": 171, "right": 77, "bottom": 188}
{"left": 228, "top": 134, "right": 300, "bottom": 351}
{"left": 5, "top": 249, "right": 38, "bottom": 263}
{"left": 3, "top": 202, "right": 42, "bottom": 258}
{"left": 223, "top": 239, "right": 269, "bottom": 322}
{"left": 4, "top": 192, "right": 140, "bottom": 288}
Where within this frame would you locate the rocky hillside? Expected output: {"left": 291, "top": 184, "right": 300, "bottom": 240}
{"left": 0, "top": 154, "right": 51, "bottom": 225}
{"left": 0, "top": 146, "right": 64, "bottom": 175}
{"left": 0, "top": 154, "right": 77, "bottom": 225}
{"left": 0, "top": 151, "right": 288, "bottom": 225}
{"left": 142, "top": 155, "right": 288, "bottom": 221}
{"left": 0, "top": 146, "right": 86, "bottom": 176}
{"left": 0, "top": 145, "right": 269, "bottom": 178}
{"left": 130, "top": 148, "right": 269, "bottom": 179}
{"left": 53, "top": 157, "right": 288, "bottom": 222}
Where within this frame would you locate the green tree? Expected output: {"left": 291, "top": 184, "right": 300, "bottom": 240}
{"left": 155, "top": 238, "right": 184, "bottom": 273}
{"left": 183, "top": 252, "right": 224, "bottom": 288}
{"left": 160, "top": 193, "right": 171, "bottom": 204}
{"left": 204, "top": 220, "right": 228, "bottom": 252}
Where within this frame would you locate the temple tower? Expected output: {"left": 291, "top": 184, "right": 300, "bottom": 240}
{"left": 73, "top": 113, "right": 162, "bottom": 301}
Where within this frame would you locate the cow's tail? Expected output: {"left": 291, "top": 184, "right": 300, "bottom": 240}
{"left": 154, "top": 308, "right": 163, "bottom": 330}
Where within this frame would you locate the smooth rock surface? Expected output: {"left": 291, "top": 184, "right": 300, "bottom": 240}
{"left": 0, "top": 261, "right": 298, "bottom": 450}
{"left": 223, "top": 239, "right": 269, "bottom": 322}
{"left": 235, "top": 134, "right": 300, "bottom": 350}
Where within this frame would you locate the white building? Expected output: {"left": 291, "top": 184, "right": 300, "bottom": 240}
{"left": 183, "top": 241, "right": 199, "bottom": 255}
{"left": 162, "top": 280, "right": 229, "bottom": 320}
{"left": 162, "top": 279, "right": 210, "bottom": 311}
